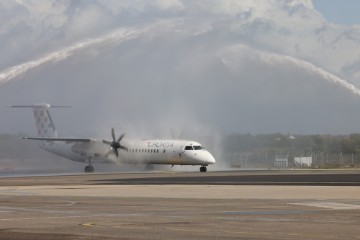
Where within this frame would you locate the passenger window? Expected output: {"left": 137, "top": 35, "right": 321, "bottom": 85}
{"left": 185, "top": 146, "right": 193, "bottom": 150}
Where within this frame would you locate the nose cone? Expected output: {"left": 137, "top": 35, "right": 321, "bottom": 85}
{"left": 202, "top": 151, "right": 216, "bottom": 165}
{"left": 184, "top": 150, "right": 216, "bottom": 165}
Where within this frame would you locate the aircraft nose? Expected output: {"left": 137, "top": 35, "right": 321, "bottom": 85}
{"left": 204, "top": 151, "right": 216, "bottom": 164}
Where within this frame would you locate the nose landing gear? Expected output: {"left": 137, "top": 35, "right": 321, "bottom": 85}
{"left": 200, "top": 166, "right": 207, "bottom": 172}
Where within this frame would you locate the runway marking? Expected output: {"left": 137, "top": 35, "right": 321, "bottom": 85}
{"left": 0, "top": 200, "right": 77, "bottom": 216}
{"left": 222, "top": 210, "right": 315, "bottom": 215}
{"left": 290, "top": 202, "right": 360, "bottom": 210}
{"left": 76, "top": 217, "right": 356, "bottom": 240}
{"left": 222, "top": 230, "right": 346, "bottom": 240}
{"left": 0, "top": 206, "right": 76, "bottom": 214}
{"left": 0, "top": 188, "right": 35, "bottom": 196}
{"left": 81, "top": 222, "right": 97, "bottom": 227}
{"left": 76, "top": 219, "right": 344, "bottom": 240}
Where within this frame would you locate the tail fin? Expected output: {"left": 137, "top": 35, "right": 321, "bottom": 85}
{"left": 9, "top": 104, "right": 71, "bottom": 137}
{"left": 32, "top": 105, "right": 58, "bottom": 137}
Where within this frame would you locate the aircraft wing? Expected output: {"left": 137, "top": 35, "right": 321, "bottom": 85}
{"left": 21, "top": 137, "right": 97, "bottom": 142}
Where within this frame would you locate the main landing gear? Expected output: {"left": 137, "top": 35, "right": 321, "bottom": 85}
{"left": 85, "top": 157, "right": 94, "bottom": 173}
{"left": 85, "top": 165, "right": 94, "bottom": 173}
{"left": 200, "top": 166, "right": 207, "bottom": 172}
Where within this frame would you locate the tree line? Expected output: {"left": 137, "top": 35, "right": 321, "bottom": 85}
{"left": 221, "top": 133, "right": 360, "bottom": 168}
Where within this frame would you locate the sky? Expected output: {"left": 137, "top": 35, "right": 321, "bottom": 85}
{"left": 1, "top": 0, "right": 360, "bottom": 137}
{"left": 313, "top": 0, "right": 360, "bottom": 25}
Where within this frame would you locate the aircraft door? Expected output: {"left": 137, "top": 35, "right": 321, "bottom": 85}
{"left": 172, "top": 145, "right": 183, "bottom": 164}
{"left": 161, "top": 148, "right": 168, "bottom": 162}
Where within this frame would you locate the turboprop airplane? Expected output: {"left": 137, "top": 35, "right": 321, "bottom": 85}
{"left": 10, "top": 104, "right": 215, "bottom": 173}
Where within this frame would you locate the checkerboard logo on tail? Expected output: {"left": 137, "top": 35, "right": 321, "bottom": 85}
{"left": 32, "top": 105, "right": 57, "bottom": 137}
{"left": 9, "top": 103, "right": 70, "bottom": 137}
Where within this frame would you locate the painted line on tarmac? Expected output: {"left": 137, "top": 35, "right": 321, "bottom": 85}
{"left": 204, "top": 229, "right": 341, "bottom": 240}
{"left": 222, "top": 210, "right": 315, "bottom": 215}
{"left": 78, "top": 218, "right": 355, "bottom": 240}
{"left": 81, "top": 222, "right": 97, "bottom": 227}
{"left": 0, "top": 213, "right": 142, "bottom": 222}
{"left": 289, "top": 201, "right": 360, "bottom": 210}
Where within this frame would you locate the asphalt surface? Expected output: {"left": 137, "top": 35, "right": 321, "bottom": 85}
{"left": 0, "top": 169, "right": 359, "bottom": 239}
{"left": 92, "top": 171, "right": 360, "bottom": 186}
{"left": 1, "top": 169, "right": 360, "bottom": 186}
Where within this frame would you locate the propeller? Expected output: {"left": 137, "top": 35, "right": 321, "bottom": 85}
{"left": 103, "top": 128, "right": 128, "bottom": 157}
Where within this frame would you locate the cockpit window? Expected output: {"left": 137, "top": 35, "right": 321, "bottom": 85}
{"left": 184, "top": 146, "right": 193, "bottom": 150}
{"left": 193, "top": 146, "right": 203, "bottom": 150}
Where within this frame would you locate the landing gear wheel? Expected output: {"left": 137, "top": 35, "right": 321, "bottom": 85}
{"left": 200, "top": 166, "right": 207, "bottom": 172}
{"left": 85, "top": 157, "right": 95, "bottom": 173}
{"left": 85, "top": 165, "right": 94, "bottom": 173}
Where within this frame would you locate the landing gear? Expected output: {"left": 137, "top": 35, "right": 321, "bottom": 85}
{"left": 85, "top": 157, "right": 94, "bottom": 173}
{"left": 84, "top": 165, "right": 94, "bottom": 173}
{"left": 200, "top": 166, "right": 207, "bottom": 172}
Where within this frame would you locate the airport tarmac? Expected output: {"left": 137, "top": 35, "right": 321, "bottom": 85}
{"left": 0, "top": 170, "right": 360, "bottom": 239}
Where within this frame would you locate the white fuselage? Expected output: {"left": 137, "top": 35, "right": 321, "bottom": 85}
{"left": 39, "top": 139, "right": 216, "bottom": 166}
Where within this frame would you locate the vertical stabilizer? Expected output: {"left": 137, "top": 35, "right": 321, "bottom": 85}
{"left": 9, "top": 104, "right": 71, "bottom": 137}
{"left": 32, "top": 105, "right": 57, "bottom": 137}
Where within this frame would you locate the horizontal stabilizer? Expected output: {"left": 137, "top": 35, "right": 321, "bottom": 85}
{"left": 9, "top": 104, "right": 71, "bottom": 108}
{"left": 22, "top": 137, "right": 97, "bottom": 142}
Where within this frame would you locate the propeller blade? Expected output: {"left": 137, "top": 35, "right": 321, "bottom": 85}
{"left": 103, "top": 128, "right": 127, "bottom": 158}
{"left": 114, "top": 148, "right": 119, "bottom": 157}
{"left": 105, "top": 149, "right": 112, "bottom": 158}
{"left": 119, "top": 145, "right": 128, "bottom": 151}
{"left": 111, "top": 128, "right": 116, "bottom": 142}
{"left": 117, "top": 133, "right": 125, "bottom": 143}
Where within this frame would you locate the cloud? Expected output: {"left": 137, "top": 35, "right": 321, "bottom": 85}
{"left": 153, "top": 0, "right": 185, "bottom": 11}
{"left": 1, "top": 0, "right": 360, "bottom": 136}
